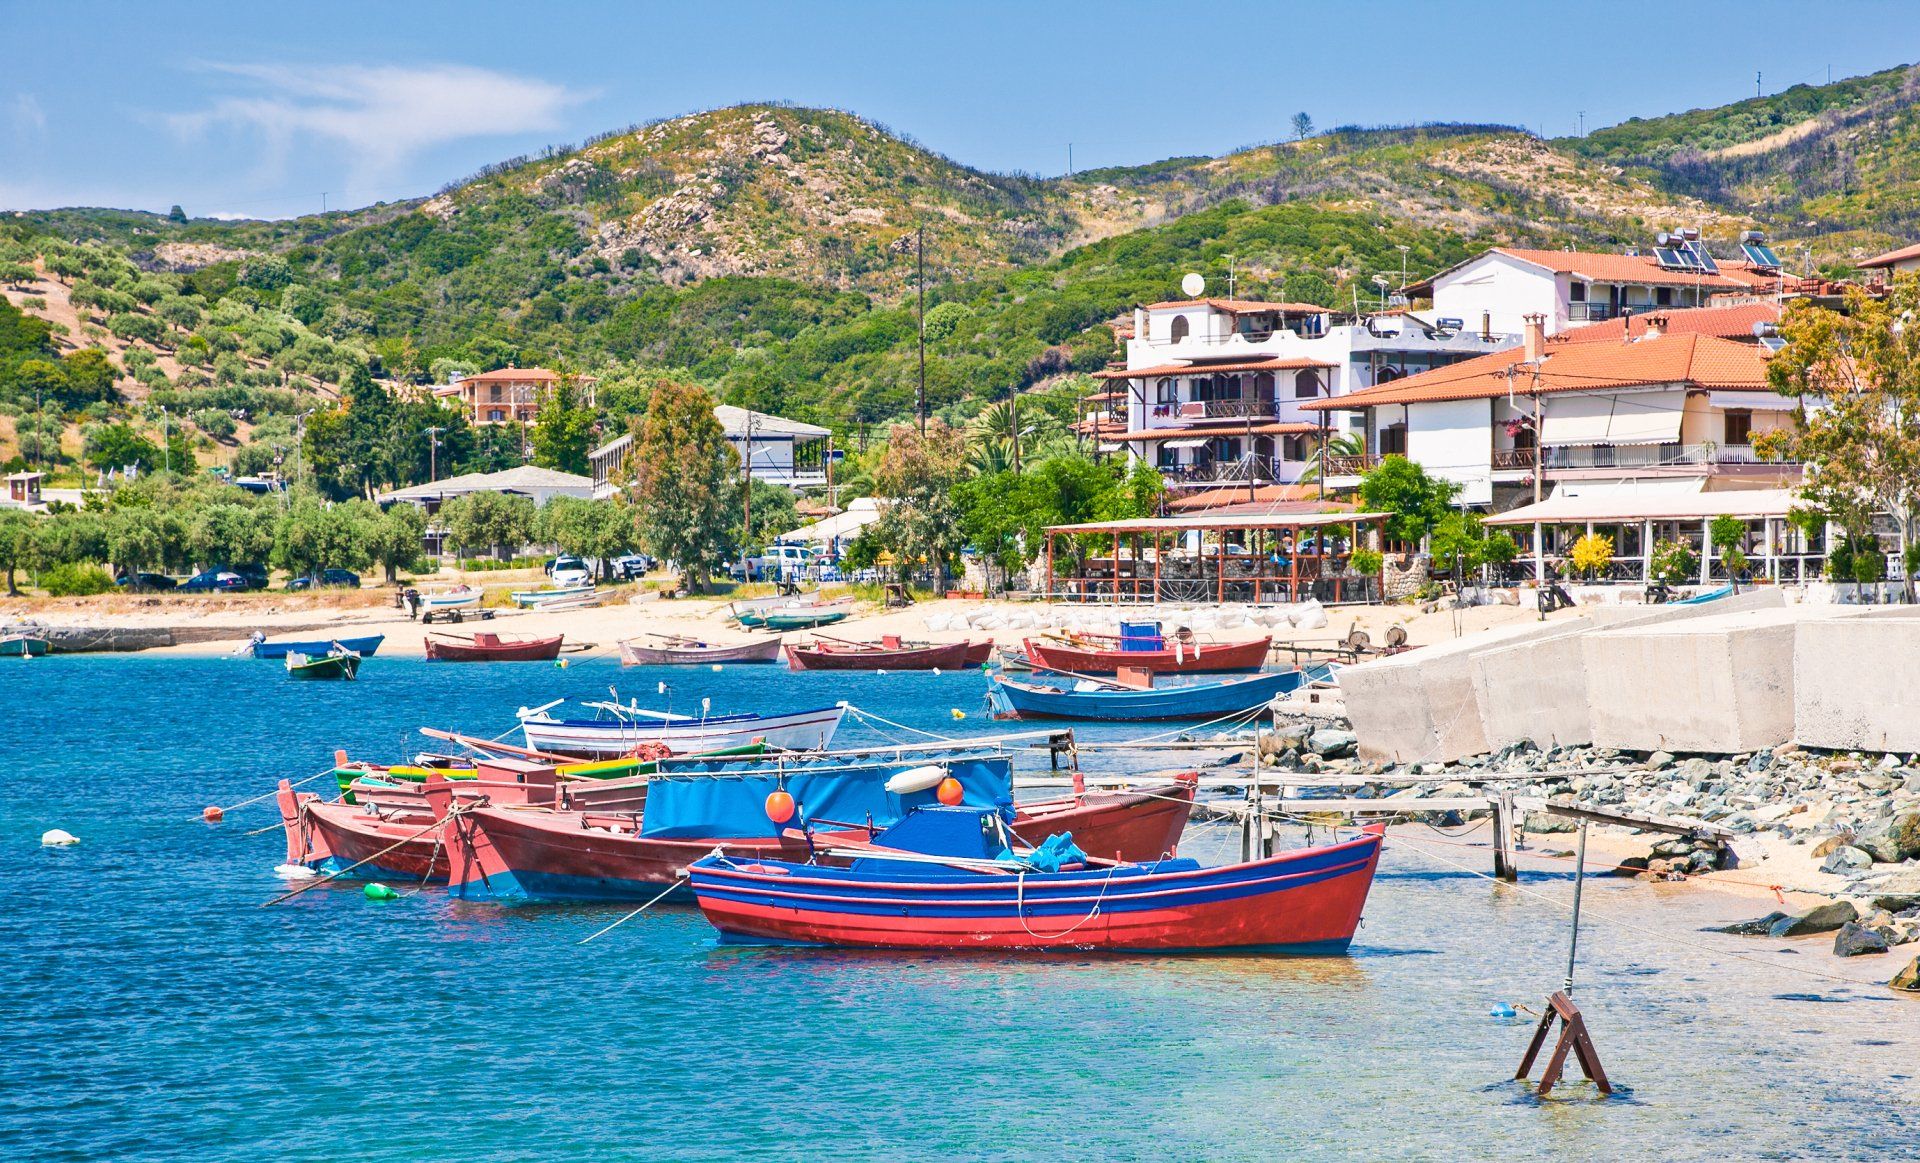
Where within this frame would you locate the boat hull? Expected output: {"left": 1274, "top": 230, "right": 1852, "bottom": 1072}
{"left": 762, "top": 611, "right": 849, "bottom": 632}
{"left": 785, "top": 640, "right": 970, "bottom": 671}
{"left": 987, "top": 669, "right": 1307, "bottom": 721}
{"left": 278, "top": 790, "right": 450, "bottom": 881}
{"left": 448, "top": 780, "right": 1195, "bottom": 903}
{"left": 519, "top": 705, "right": 846, "bottom": 758}
{"left": 619, "top": 638, "right": 784, "bottom": 666}
{"left": 251, "top": 634, "right": 384, "bottom": 660}
{"left": 0, "top": 636, "right": 51, "bottom": 657}
{"left": 426, "top": 633, "right": 564, "bottom": 662}
{"left": 1024, "top": 635, "right": 1270, "bottom": 674}
{"left": 690, "top": 826, "right": 1384, "bottom": 952}
{"left": 511, "top": 585, "right": 594, "bottom": 608}
{"left": 287, "top": 653, "right": 360, "bottom": 680}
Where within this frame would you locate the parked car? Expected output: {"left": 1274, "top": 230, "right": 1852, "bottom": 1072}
{"left": 547, "top": 555, "right": 593, "bottom": 587}
{"left": 611, "top": 553, "right": 654, "bottom": 580}
{"left": 286, "top": 569, "right": 362, "bottom": 591}
{"left": 115, "top": 572, "right": 178, "bottom": 591}
{"left": 180, "top": 569, "right": 249, "bottom": 593}
{"left": 728, "top": 544, "right": 818, "bottom": 582}
{"left": 230, "top": 564, "right": 270, "bottom": 591}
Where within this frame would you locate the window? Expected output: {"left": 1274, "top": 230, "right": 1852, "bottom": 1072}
{"left": 1156, "top": 443, "right": 1176, "bottom": 468}
{"left": 1169, "top": 315, "right": 1189, "bottom": 343}
{"left": 1569, "top": 283, "right": 1587, "bottom": 303}
{"left": 1254, "top": 372, "right": 1275, "bottom": 399}
{"left": 1724, "top": 408, "right": 1753, "bottom": 446}
{"left": 1655, "top": 287, "right": 1674, "bottom": 306}
{"left": 1378, "top": 423, "right": 1408, "bottom": 456}
{"left": 1155, "top": 378, "right": 1176, "bottom": 404}
{"left": 1282, "top": 435, "right": 1309, "bottom": 461}
{"left": 1294, "top": 370, "right": 1323, "bottom": 399}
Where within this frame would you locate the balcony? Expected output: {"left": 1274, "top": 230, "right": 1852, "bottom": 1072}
{"left": 1567, "top": 302, "right": 1617, "bottom": 322}
{"left": 1541, "top": 443, "right": 1778, "bottom": 470}
{"left": 1160, "top": 455, "right": 1286, "bottom": 485}
{"left": 1491, "top": 447, "right": 1538, "bottom": 470}
{"left": 1322, "top": 453, "right": 1379, "bottom": 476}
{"left": 1149, "top": 397, "right": 1278, "bottom": 421}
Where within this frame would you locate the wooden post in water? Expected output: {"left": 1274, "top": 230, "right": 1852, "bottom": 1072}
{"left": 1515, "top": 819, "right": 1612, "bottom": 1096}
{"left": 1493, "top": 789, "right": 1518, "bottom": 881}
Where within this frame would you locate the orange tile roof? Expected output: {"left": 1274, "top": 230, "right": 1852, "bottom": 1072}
{"left": 1167, "top": 487, "right": 1359, "bottom": 514}
{"left": 1140, "top": 298, "right": 1331, "bottom": 314}
{"left": 1492, "top": 247, "right": 1760, "bottom": 290}
{"left": 1093, "top": 357, "right": 1336, "bottom": 379}
{"left": 460, "top": 367, "right": 561, "bottom": 383}
{"left": 1112, "top": 421, "right": 1321, "bottom": 440}
{"left": 1552, "top": 302, "right": 1780, "bottom": 345}
{"left": 1859, "top": 242, "right": 1920, "bottom": 269}
{"left": 1300, "top": 332, "right": 1769, "bottom": 411}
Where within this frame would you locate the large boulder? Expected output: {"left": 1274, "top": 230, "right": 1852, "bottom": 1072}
{"left": 1853, "top": 812, "right": 1920, "bottom": 864}
{"left": 1820, "top": 846, "right": 1875, "bottom": 875}
{"left": 1307, "top": 728, "right": 1357, "bottom": 758}
{"left": 1892, "top": 956, "right": 1920, "bottom": 993}
{"left": 1767, "top": 900, "right": 1859, "bottom": 937}
{"left": 1833, "top": 921, "right": 1890, "bottom": 957}
{"left": 1713, "top": 911, "right": 1786, "bottom": 935}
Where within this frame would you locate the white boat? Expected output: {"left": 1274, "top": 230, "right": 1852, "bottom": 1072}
{"left": 422, "top": 585, "right": 483, "bottom": 611}
{"left": 511, "top": 584, "right": 596, "bottom": 608}
{"left": 515, "top": 699, "right": 846, "bottom": 758}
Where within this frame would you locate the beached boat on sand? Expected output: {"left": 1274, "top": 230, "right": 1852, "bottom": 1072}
{"left": 1023, "top": 631, "right": 1270, "bottom": 674}
{"left": 689, "top": 806, "right": 1385, "bottom": 953}
{"left": 618, "top": 634, "right": 784, "bottom": 666}
{"left": 516, "top": 699, "right": 845, "bottom": 758}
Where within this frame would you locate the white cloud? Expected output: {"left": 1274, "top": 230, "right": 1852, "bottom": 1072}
{"left": 10, "top": 93, "right": 46, "bottom": 136}
{"left": 166, "top": 62, "right": 582, "bottom": 186}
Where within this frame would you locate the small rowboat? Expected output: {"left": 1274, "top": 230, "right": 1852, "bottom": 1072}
{"left": 762, "top": 609, "right": 850, "bottom": 632}
{"left": 1024, "top": 632, "right": 1271, "bottom": 674}
{"left": 425, "top": 631, "right": 565, "bottom": 662}
{"left": 0, "top": 633, "right": 50, "bottom": 658}
{"left": 249, "top": 633, "right": 384, "bottom": 660}
{"left": 511, "top": 583, "right": 595, "bottom": 608}
{"left": 285, "top": 647, "right": 361, "bottom": 681}
{"left": 619, "top": 635, "right": 784, "bottom": 666}
{"left": 421, "top": 585, "right": 482, "bottom": 612}
{"left": 987, "top": 667, "right": 1315, "bottom": 721}
{"left": 785, "top": 635, "right": 971, "bottom": 672}
{"left": 733, "top": 596, "right": 854, "bottom": 629}
{"left": 517, "top": 699, "right": 845, "bottom": 758}
{"left": 689, "top": 806, "right": 1385, "bottom": 953}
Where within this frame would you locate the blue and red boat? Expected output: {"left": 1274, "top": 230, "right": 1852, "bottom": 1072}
{"left": 986, "top": 666, "right": 1322, "bottom": 721}
{"left": 688, "top": 806, "right": 1385, "bottom": 953}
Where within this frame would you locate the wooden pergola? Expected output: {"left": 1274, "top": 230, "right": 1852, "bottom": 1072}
{"left": 1043, "top": 510, "right": 1391, "bottom": 605}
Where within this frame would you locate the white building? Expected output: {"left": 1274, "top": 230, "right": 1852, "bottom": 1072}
{"left": 375, "top": 465, "right": 595, "bottom": 511}
{"left": 1094, "top": 297, "right": 1518, "bottom": 492}
{"left": 1300, "top": 317, "right": 1802, "bottom": 515}
{"left": 1417, "top": 245, "right": 1778, "bottom": 338}
{"left": 588, "top": 405, "right": 834, "bottom": 499}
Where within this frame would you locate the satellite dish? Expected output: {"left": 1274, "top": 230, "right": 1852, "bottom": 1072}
{"left": 1180, "top": 272, "right": 1205, "bottom": 297}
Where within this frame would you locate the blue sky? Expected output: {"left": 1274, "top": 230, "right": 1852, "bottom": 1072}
{"left": 4, "top": 0, "right": 1915, "bottom": 218}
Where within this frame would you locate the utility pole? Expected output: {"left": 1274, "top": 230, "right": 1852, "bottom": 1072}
{"left": 1577, "top": 110, "right": 1585, "bottom": 137}
{"left": 321, "top": 192, "right": 327, "bottom": 214}
{"left": 916, "top": 224, "right": 927, "bottom": 435}
{"left": 1756, "top": 70, "right": 1762, "bottom": 99}
{"left": 1009, "top": 381, "right": 1022, "bottom": 474}
{"left": 424, "top": 426, "right": 444, "bottom": 482}
{"left": 160, "top": 406, "right": 170, "bottom": 473}
{"left": 740, "top": 410, "right": 754, "bottom": 583}
{"left": 1067, "top": 143, "right": 1073, "bottom": 177}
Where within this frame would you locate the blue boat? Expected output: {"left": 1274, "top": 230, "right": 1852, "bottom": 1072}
{"left": 986, "top": 666, "right": 1319, "bottom": 721}
{"left": 247, "top": 633, "right": 385, "bottom": 660}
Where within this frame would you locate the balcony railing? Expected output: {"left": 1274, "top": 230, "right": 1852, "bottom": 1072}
{"left": 1491, "top": 447, "right": 1538, "bottom": 469}
{"left": 1148, "top": 397, "right": 1278, "bottom": 420}
{"left": 1542, "top": 443, "right": 1779, "bottom": 470}
{"left": 1567, "top": 302, "right": 1617, "bottom": 322}
{"left": 1322, "top": 453, "right": 1380, "bottom": 476}
{"left": 1161, "top": 455, "right": 1287, "bottom": 484}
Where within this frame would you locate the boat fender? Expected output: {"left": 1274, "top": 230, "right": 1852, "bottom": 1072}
{"left": 272, "top": 863, "right": 319, "bottom": 880}
{"left": 950, "top": 708, "right": 967, "bottom": 720}
{"left": 885, "top": 766, "right": 948, "bottom": 795}
{"left": 936, "top": 777, "right": 964, "bottom": 806}
{"left": 765, "top": 789, "right": 796, "bottom": 824}
{"left": 1489, "top": 1002, "right": 1517, "bottom": 1019}
{"left": 363, "top": 883, "right": 398, "bottom": 901}
{"left": 40, "top": 829, "right": 79, "bottom": 847}
{"left": 202, "top": 806, "right": 225, "bottom": 823}
{"left": 711, "top": 664, "right": 723, "bottom": 672}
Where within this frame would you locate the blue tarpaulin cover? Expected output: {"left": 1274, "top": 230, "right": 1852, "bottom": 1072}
{"left": 640, "top": 757, "right": 1014, "bottom": 839}
{"left": 1023, "top": 831, "right": 1088, "bottom": 872}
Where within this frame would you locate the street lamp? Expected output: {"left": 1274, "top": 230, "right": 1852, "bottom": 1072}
{"left": 424, "top": 426, "right": 445, "bottom": 482}
{"left": 1370, "top": 274, "right": 1391, "bottom": 311}
{"left": 1396, "top": 244, "right": 1410, "bottom": 290}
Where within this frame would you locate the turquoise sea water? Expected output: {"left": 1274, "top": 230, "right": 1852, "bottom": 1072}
{"left": 2, "top": 655, "right": 1917, "bottom": 1161}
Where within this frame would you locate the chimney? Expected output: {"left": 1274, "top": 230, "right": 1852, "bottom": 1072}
{"left": 1522, "top": 313, "right": 1546, "bottom": 362}
{"left": 1480, "top": 310, "right": 1492, "bottom": 343}
{"left": 1641, "top": 313, "right": 1668, "bottom": 339}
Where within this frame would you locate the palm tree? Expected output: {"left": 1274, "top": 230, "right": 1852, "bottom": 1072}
{"left": 1298, "top": 431, "right": 1366, "bottom": 482}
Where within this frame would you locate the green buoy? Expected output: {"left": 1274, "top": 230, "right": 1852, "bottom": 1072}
{"left": 363, "top": 882, "right": 398, "bottom": 901}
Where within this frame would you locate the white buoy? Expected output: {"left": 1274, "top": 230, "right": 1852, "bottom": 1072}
{"left": 711, "top": 664, "right": 722, "bottom": 672}
{"left": 884, "top": 766, "right": 948, "bottom": 794}
{"left": 272, "top": 863, "right": 319, "bottom": 880}
{"left": 41, "top": 829, "right": 79, "bottom": 847}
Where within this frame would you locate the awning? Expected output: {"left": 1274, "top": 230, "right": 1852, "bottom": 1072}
{"left": 1540, "top": 390, "right": 1683, "bottom": 446}
{"left": 1162, "top": 437, "right": 1210, "bottom": 450}
{"left": 1709, "top": 390, "right": 1800, "bottom": 412}
{"left": 1484, "top": 485, "right": 1798, "bottom": 526}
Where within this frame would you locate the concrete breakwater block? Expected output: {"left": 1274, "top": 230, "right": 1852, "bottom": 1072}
{"left": 1585, "top": 606, "right": 1840, "bottom": 754}
{"left": 1470, "top": 587, "right": 1785, "bottom": 753}
{"left": 36, "top": 626, "right": 176, "bottom": 653}
{"left": 1794, "top": 606, "right": 1920, "bottom": 753}
{"left": 1342, "top": 620, "right": 1573, "bottom": 764}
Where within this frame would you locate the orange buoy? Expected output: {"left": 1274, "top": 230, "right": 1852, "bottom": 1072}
{"left": 765, "top": 789, "right": 796, "bottom": 824}
{"left": 202, "top": 805, "right": 225, "bottom": 823}
{"left": 936, "top": 777, "right": 964, "bottom": 806}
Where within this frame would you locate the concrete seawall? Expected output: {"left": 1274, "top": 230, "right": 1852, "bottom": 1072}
{"left": 1794, "top": 606, "right": 1920, "bottom": 752}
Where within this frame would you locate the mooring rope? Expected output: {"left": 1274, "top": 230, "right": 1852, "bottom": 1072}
{"left": 577, "top": 875, "right": 690, "bottom": 945}
{"left": 261, "top": 807, "right": 467, "bottom": 907}
{"left": 196, "top": 767, "right": 335, "bottom": 822}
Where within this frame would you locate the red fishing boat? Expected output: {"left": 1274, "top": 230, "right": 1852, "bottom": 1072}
{"left": 1023, "top": 631, "right": 1272, "bottom": 674}
{"left": 689, "top": 810, "right": 1385, "bottom": 953}
{"left": 785, "top": 635, "right": 972, "bottom": 672}
{"left": 961, "top": 640, "right": 994, "bottom": 667}
{"left": 425, "top": 631, "right": 566, "bottom": 662}
{"left": 443, "top": 774, "right": 1195, "bottom": 903}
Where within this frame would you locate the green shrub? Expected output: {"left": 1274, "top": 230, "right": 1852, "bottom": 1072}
{"left": 1648, "top": 539, "right": 1698, "bottom": 586}
{"left": 1349, "top": 548, "right": 1383, "bottom": 576}
{"left": 40, "top": 563, "right": 115, "bottom": 596}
